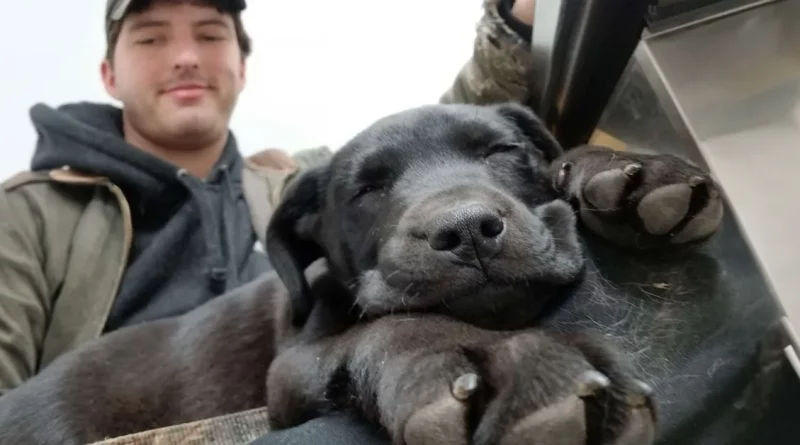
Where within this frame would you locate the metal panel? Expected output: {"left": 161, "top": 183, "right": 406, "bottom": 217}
{"left": 599, "top": 0, "right": 800, "bottom": 377}
{"left": 527, "top": 0, "right": 652, "bottom": 148}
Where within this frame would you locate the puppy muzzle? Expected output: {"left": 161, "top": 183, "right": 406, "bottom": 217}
{"left": 354, "top": 184, "right": 584, "bottom": 319}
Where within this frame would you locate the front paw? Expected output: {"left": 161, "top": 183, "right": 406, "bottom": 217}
{"left": 552, "top": 145, "right": 723, "bottom": 249}
{"left": 385, "top": 332, "right": 657, "bottom": 445}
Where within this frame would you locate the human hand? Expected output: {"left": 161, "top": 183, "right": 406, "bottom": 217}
{"left": 510, "top": 0, "right": 535, "bottom": 26}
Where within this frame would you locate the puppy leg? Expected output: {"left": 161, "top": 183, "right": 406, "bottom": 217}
{"left": 264, "top": 316, "right": 488, "bottom": 441}
{"left": 387, "top": 330, "right": 654, "bottom": 445}
{"left": 266, "top": 340, "right": 351, "bottom": 429}
{"left": 265, "top": 315, "right": 657, "bottom": 445}
{"left": 0, "top": 275, "right": 291, "bottom": 444}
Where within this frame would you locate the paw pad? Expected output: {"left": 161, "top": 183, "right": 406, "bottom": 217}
{"left": 583, "top": 168, "right": 633, "bottom": 212}
{"left": 637, "top": 183, "right": 693, "bottom": 235}
{"left": 612, "top": 380, "right": 658, "bottom": 445}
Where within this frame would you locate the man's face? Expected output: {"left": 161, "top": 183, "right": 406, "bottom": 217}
{"left": 101, "top": 1, "right": 246, "bottom": 149}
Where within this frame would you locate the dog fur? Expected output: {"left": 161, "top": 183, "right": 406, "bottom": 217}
{"left": 0, "top": 102, "right": 723, "bottom": 445}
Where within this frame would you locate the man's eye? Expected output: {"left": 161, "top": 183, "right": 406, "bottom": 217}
{"left": 135, "top": 36, "right": 162, "bottom": 45}
{"left": 200, "top": 34, "right": 225, "bottom": 42}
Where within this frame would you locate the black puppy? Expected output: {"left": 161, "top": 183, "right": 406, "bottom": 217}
{"left": 264, "top": 102, "right": 723, "bottom": 445}
{"left": 0, "top": 102, "right": 721, "bottom": 445}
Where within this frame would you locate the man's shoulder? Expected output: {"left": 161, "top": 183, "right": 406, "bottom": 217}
{"left": 243, "top": 146, "right": 333, "bottom": 176}
{"left": 241, "top": 146, "right": 333, "bottom": 207}
{"left": 241, "top": 146, "right": 333, "bottom": 246}
{"left": 0, "top": 168, "right": 117, "bottom": 229}
{"left": 3, "top": 168, "right": 110, "bottom": 191}
{"left": 2, "top": 170, "right": 53, "bottom": 191}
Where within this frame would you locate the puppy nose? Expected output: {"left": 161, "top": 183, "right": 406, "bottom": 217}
{"left": 428, "top": 203, "right": 505, "bottom": 259}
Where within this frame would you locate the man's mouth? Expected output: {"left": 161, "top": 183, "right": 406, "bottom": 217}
{"left": 161, "top": 83, "right": 210, "bottom": 101}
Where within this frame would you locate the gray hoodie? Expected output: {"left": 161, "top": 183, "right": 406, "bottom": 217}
{"left": 29, "top": 101, "right": 270, "bottom": 331}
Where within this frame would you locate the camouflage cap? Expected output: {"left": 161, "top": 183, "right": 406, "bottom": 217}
{"left": 105, "top": 0, "right": 247, "bottom": 40}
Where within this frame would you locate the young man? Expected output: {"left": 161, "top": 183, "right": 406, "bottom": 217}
{"left": 0, "top": 0, "right": 537, "bottom": 441}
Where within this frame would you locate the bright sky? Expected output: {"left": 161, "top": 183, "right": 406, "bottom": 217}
{"left": 0, "top": 0, "right": 482, "bottom": 179}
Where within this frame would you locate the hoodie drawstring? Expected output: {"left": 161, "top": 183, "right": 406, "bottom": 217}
{"left": 218, "top": 163, "right": 243, "bottom": 291}
{"left": 176, "top": 168, "right": 231, "bottom": 294}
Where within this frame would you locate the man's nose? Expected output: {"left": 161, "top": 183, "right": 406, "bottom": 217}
{"left": 426, "top": 203, "right": 506, "bottom": 261}
{"left": 171, "top": 41, "right": 201, "bottom": 70}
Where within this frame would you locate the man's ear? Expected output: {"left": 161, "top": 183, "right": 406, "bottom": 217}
{"left": 493, "top": 102, "right": 564, "bottom": 162}
{"left": 100, "top": 58, "right": 120, "bottom": 100}
{"left": 265, "top": 165, "right": 328, "bottom": 327}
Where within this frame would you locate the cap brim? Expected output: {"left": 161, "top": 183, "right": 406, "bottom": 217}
{"left": 108, "top": 0, "right": 133, "bottom": 21}
{"left": 108, "top": 0, "right": 246, "bottom": 22}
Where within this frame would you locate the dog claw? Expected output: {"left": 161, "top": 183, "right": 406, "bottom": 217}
{"left": 628, "top": 380, "right": 654, "bottom": 407}
{"left": 555, "top": 162, "right": 573, "bottom": 190}
{"left": 499, "top": 396, "right": 587, "bottom": 445}
{"left": 576, "top": 370, "right": 611, "bottom": 397}
{"left": 451, "top": 373, "right": 480, "bottom": 401}
{"left": 623, "top": 163, "right": 642, "bottom": 176}
{"left": 689, "top": 175, "right": 705, "bottom": 187}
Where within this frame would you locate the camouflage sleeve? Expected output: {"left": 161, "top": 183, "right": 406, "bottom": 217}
{"left": 88, "top": 408, "right": 271, "bottom": 445}
{"left": 290, "top": 146, "right": 334, "bottom": 172}
{"left": 277, "top": 146, "right": 333, "bottom": 199}
{"left": 440, "top": 0, "right": 535, "bottom": 105}
{"left": 280, "top": 146, "right": 333, "bottom": 197}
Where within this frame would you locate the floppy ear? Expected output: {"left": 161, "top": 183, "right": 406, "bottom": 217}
{"left": 265, "top": 165, "right": 328, "bottom": 327}
{"left": 493, "top": 102, "right": 564, "bottom": 162}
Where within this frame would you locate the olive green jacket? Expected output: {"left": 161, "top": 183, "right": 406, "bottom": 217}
{"left": 0, "top": 0, "right": 535, "bottom": 442}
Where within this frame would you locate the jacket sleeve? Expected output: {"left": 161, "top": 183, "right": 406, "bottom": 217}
{"left": 440, "top": 0, "right": 536, "bottom": 105}
{"left": 0, "top": 185, "right": 50, "bottom": 395}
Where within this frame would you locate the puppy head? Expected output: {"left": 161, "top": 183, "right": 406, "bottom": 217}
{"left": 267, "top": 102, "right": 585, "bottom": 328}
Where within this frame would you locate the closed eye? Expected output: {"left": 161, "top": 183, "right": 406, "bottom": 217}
{"left": 351, "top": 184, "right": 384, "bottom": 202}
{"left": 136, "top": 37, "right": 162, "bottom": 45}
{"left": 199, "top": 34, "right": 226, "bottom": 42}
{"left": 484, "top": 142, "right": 525, "bottom": 158}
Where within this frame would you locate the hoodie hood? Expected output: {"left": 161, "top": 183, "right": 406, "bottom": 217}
{"left": 29, "top": 101, "right": 242, "bottom": 209}
{"left": 31, "top": 102, "right": 179, "bottom": 202}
